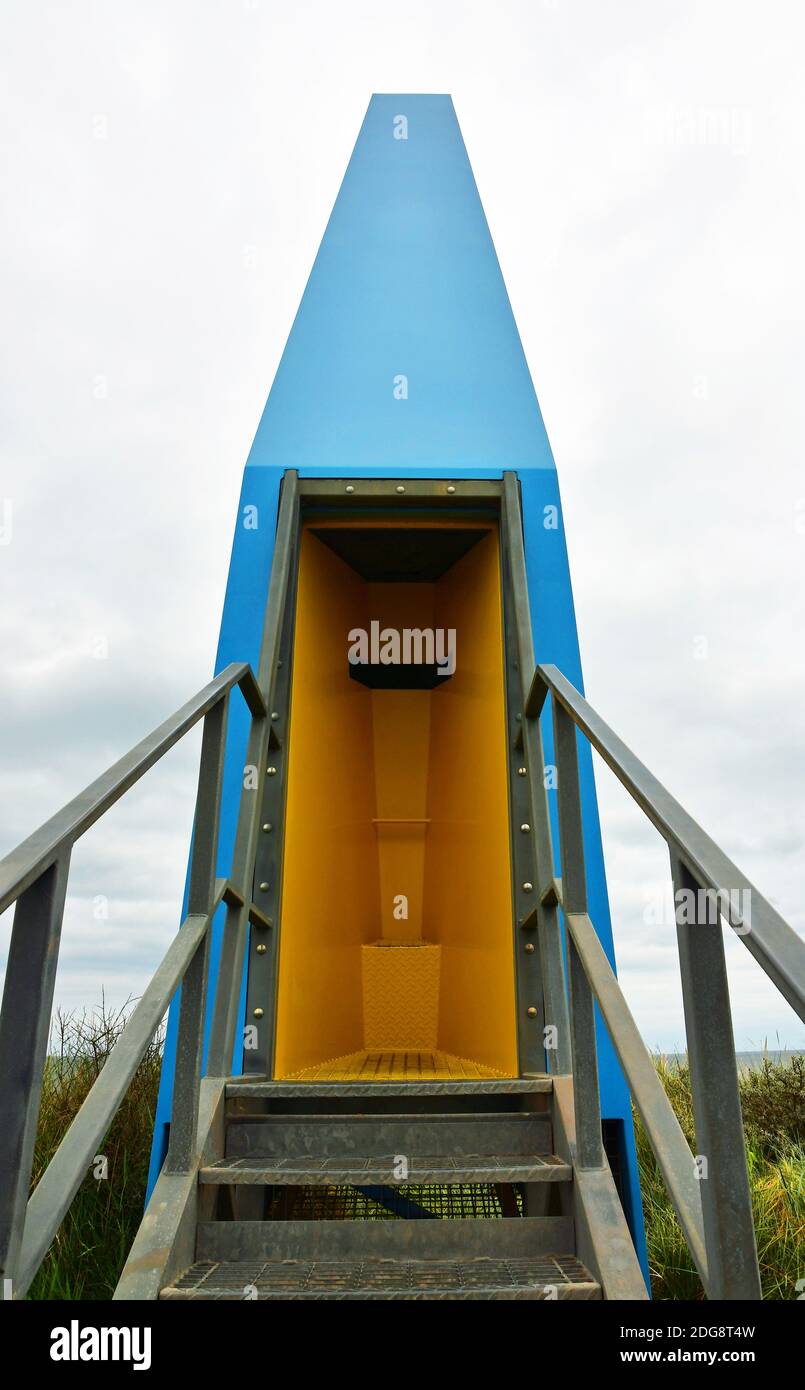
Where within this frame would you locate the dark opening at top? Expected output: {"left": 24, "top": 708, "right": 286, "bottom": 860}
{"left": 309, "top": 526, "right": 485, "bottom": 582}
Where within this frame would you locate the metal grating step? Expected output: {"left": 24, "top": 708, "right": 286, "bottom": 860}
{"left": 259, "top": 1184, "right": 526, "bottom": 1221}
{"left": 200, "top": 1153, "right": 570, "bottom": 1185}
{"left": 226, "top": 1076, "right": 552, "bottom": 1100}
{"left": 161, "top": 1254, "right": 600, "bottom": 1300}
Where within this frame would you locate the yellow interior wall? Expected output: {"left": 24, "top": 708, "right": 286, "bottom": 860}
{"left": 424, "top": 529, "right": 518, "bottom": 1074}
{"left": 274, "top": 519, "right": 517, "bottom": 1080}
{"left": 368, "top": 583, "right": 434, "bottom": 943}
{"left": 273, "top": 530, "right": 380, "bottom": 1077}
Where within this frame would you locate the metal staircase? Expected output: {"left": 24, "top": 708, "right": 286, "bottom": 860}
{"left": 1, "top": 470, "right": 804, "bottom": 1302}
{"left": 154, "top": 1077, "right": 604, "bottom": 1302}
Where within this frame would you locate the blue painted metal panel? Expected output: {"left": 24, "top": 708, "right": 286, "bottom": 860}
{"left": 148, "top": 466, "right": 281, "bottom": 1195}
{"left": 244, "top": 94, "right": 554, "bottom": 475}
{"left": 147, "top": 93, "right": 649, "bottom": 1285}
{"left": 520, "top": 468, "right": 648, "bottom": 1276}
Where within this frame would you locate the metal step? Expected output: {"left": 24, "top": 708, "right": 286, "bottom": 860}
{"left": 197, "top": 1214, "right": 574, "bottom": 1261}
{"left": 160, "top": 1253, "right": 599, "bottom": 1300}
{"left": 225, "top": 1113, "right": 552, "bottom": 1158}
{"left": 226, "top": 1076, "right": 552, "bottom": 1100}
{"left": 201, "top": 1152, "right": 570, "bottom": 1185}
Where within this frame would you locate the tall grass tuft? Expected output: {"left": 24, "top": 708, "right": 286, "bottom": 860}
{"left": 635, "top": 1054, "right": 805, "bottom": 1300}
{"left": 27, "top": 1002, "right": 163, "bottom": 1301}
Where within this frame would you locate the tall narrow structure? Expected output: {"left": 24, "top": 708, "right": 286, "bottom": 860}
{"left": 149, "top": 94, "right": 648, "bottom": 1279}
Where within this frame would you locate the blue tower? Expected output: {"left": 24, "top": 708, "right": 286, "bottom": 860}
{"left": 148, "top": 94, "right": 648, "bottom": 1281}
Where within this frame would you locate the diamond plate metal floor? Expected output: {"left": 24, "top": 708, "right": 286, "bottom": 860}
{"left": 284, "top": 1049, "right": 504, "bottom": 1082}
{"left": 161, "top": 1254, "right": 600, "bottom": 1300}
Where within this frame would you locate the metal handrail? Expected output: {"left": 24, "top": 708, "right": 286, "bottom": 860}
{"left": 529, "top": 662, "right": 805, "bottom": 1300}
{"left": 14, "top": 884, "right": 229, "bottom": 1294}
{"left": 0, "top": 663, "right": 265, "bottom": 1297}
{"left": 530, "top": 662, "right": 805, "bottom": 1021}
{"left": 0, "top": 468, "right": 300, "bottom": 1300}
{"left": 0, "top": 663, "right": 264, "bottom": 916}
{"left": 564, "top": 906, "right": 709, "bottom": 1284}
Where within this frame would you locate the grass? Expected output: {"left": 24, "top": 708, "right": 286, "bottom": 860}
{"left": 26, "top": 1006, "right": 805, "bottom": 1299}
{"left": 634, "top": 1053, "right": 805, "bottom": 1299}
{"left": 27, "top": 1003, "right": 163, "bottom": 1300}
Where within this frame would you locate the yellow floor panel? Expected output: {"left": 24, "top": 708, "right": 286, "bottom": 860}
{"left": 285, "top": 1049, "right": 506, "bottom": 1082}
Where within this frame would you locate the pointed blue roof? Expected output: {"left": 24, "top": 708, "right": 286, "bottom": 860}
{"left": 246, "top": 94, "right": 555, "bottom": 474}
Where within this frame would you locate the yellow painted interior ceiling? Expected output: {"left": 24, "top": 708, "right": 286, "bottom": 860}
{"left": 273, "top": 519, "right": 518, "bottom": 1081}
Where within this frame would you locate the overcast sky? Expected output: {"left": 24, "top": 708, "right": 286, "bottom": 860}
{"left": 1, "top": 0, "right": 803, "bottom": 1052}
